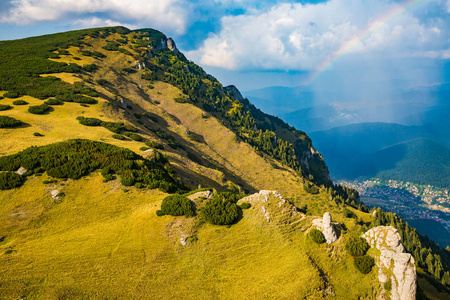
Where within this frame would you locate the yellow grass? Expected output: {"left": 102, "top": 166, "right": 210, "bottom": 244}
{"left": 0, "top": 173, "right": 379, "bottom": 299}
{"left": 40, "top": 73, "right": 83, "bottom": 84}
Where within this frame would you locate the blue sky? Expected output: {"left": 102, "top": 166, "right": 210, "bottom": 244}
{"left": 0, "top": 0, "right": 449, "bottom": 92}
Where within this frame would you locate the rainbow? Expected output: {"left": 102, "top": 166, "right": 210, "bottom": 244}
{"left": 306, "top": 0, "right": 432, "bottom": 85}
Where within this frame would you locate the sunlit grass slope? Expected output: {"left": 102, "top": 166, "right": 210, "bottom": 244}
{"left": 0, "top": 173, "right": 379, "bottom": 299}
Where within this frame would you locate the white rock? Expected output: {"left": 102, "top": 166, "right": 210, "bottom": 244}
{"left": 363, "top": 226, "right": 416, "bottom": 300}
{"left": 51, "top": 190, "right": 59, "bottom": 200}
{"left": 16, "top": 167, "right": 27, "bottom": 175}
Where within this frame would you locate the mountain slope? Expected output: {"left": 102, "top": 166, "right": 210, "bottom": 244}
{"left": 0, "top": 26, "right": 449, "bottom": 299}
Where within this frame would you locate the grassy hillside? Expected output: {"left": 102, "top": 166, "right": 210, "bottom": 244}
{"left": 0, "top": 26, "right": 449, "bottom": 299}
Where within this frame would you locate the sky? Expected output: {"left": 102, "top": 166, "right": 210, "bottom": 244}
{"left": 0, "top": 0, "right": 449, "bottom": 93}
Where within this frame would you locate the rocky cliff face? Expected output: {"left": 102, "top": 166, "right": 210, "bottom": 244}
{"left": 224, "top": 85, "right": 245, "bottom": 102}
{"left": 363, "top": 226, "right": 416, "bottom": 300}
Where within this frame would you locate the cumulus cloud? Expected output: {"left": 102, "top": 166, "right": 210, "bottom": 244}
{"left": 189, "top": 0, "right": 450, "bottom": 71}
{"left": 0, "top": 0, "right": 190, "bottom": 34}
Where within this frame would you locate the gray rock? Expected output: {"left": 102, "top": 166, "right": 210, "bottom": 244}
{"left": 16, "top": 167, "right": 27, "bottom": 175}
{"left": 167, "top": 38, "right": 178, "bottom": 53}
{"left": 362, "top": 226, "right": 416, "bottom": 300}
{"left": 312, "top": 212, "right": 340, "bottom": 244}
{"left": 51, "top": 190, "right": 59, "bottom": 200}
{"left": 224, "top": 85, "right": 244, "bottom": 102}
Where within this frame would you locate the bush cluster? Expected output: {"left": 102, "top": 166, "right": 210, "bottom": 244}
{"left": 345, "top": 235, "right": 374, "bottom": 274}
{"left": 0, "top": 116, "right": 23, "bottom": 128}
{"left": 345, "top": 236, "right": 370, "bottom": 257}
{"left": 28, "top": 104, "right": 51, "bottom": 114}
{"left": 44, "top": 98, "right": 64, "bottom": 105}
{"left": 0, "top": 172, "right": 26, "bottom": 190}
{"left": 158, "top": 194, "right": 194, "bottom": 217}
{"left": 145, "top": 140, "right": 164, "bottom": 150}
{"left": 0, "top": 139, "right": 183, "bottom": 193}
{"left": 124, "top": 132, "right": 143, "bottom": 141}
{"left": 12, "top": 100, "right": 28, "bottom": 105}
{"left": 0, "top": 104, "right": 12, "bottom": 111}
{"left": 200, "top": 193, "right": 239, "bottom": 225}
{"left": 354, "top": 255, "right": 375, "bottom": 274}
{"left": 308, "top": 228, "right": 325, "bottom": 244}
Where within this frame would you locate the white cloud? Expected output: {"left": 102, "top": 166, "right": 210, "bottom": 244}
{"left": 0, "top": 0, "right": 190, "bottom": 34}
{"left": 189, "top": 0, "right": 450, "bottom": 71}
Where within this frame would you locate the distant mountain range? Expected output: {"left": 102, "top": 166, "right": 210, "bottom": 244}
{"left": 245, "top": 84, "right": 450, "bottom": 188}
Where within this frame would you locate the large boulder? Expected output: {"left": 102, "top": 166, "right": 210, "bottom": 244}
{"left": 312, "top": 212, "right": 341, "bottom": 244}
{"left": 362, "top": 226, "right": 416, "bottom": 300}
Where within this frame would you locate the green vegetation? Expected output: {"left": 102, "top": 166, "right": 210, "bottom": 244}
{"left": 123, "top": 132, "right": 143, "bottom": 141}
{"left": 200, "top": 193, "right": 240, "bottom": 225}
{"left": 12, "top": 100, "right": 28, "bottom": 105}
{"left": 345, "top": 236, "right": 370, "bottom": 257}
{"left": 44, "top": 98, "right": 64, "bottom": 105}
{"left": 0, "top": 172, "right": 25, "bottom": 190}
{"left": 0, "top": 116, "right": 22, "bottom": 128}
{"left": 354, "top": 255, "right": 375, "bottom": 274}
{"left": 159, "top": 194, "right": 194, "bottom": 217}
{"left": 372, "top": 208, "right": 450, "bottom": 285}
{"left": 77, "top": 116, "right": 137, "bottom": 135}
{"left": 0, "top": 104, "right": 12, "bottom": 111}
{"left": 240, "top": 202, "right": 251, "bottom": 209}
{"left": 308, "top": 228, "right": 325, "bottom": 244}
{"left": 145, "top": 140, "right": 164, "bottom": 150}
{"left": 28, "top": 104, "right": 52, "bottom": 114}
{"left": 0, "top": 139, "right": 183, "bottom": 193}
{"left": 33, "top": 132, "right": 44, "bottom": 137}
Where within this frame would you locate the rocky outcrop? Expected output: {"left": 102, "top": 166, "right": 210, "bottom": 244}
{"left": 224, "top": 85, "right": 244, "bottom": 102}
{"left": 167, "top": 38, "right": 178, "bottom": 53}
{"left": 237, "top": 190, "right": 302, "bottom": 223}
{"left": 187, "top": 190, "right": 213, "bottom": 201}
{"left": 312, "top": 212, "right": 341, "bottom": 244}
{"left": 16, "top": 167, "right": 27, "bottom": 175}
{"left": 363, "top": 226, "right": 416, "bottom": 300}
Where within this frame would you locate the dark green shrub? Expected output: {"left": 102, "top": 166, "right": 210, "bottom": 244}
{"left": 240, "top": 202, "right": 251, "bottom": 209}
{"left": 0, "top": 116, "right": 23, "bottom": 128}
{"left": 28, "top": 104, "right": 51, "bottom": 114}
{"left": 73, "top": 57, "right": 81, "bottom": 60}
{"left": 0, "top": 172, "right": 26, "bottom": 190}
{"left": 3, "top": 91, "right": 19, "bottom": 98}
{"left": 34, "top": 132, "right": 44, "bottom": 137}
{"left": 0, "top": 104, "right": 12, "bottom": 111}
{"left": 13, "top": 100, "right": 28, "bottom": 105}
{"left": 200, "top": 195, "right": 239, "bottom": 225}
{"left": 77, "top": 116, "right": 102, "bottom": 126}
{"left": 140, "top": 146, "right": 150, "bottom": 151}
{"left": 120, "top": 169, "right": 135, "bottom": 186}
{"left": 174, "top": 97, "right": 188, "bottom": 103}
{"left": 156, "top": 210, "right": 165, "bottom": 217}
{"left": 304, "top": 183, "right": 319, "bottom": 194}
{"left": 160, "top": 194, "right": 194, "bottom": 217}
{"left": 187, "top": 133, "right": 204, "bottom": 143}
{"left": 102, "top": 122, "right": 124, "bottom": 133}
{"left": 83, "top": 64, "right": 98, "bottom": 72}
{"left": 102, "top": 42, "right": 119, "bottom": 51}
{"left": 145, "top": 140, "right": 164, "bottom": 150}
{"left": 384, "top": 279, "right": 392, "bottom": 291}
{"left": 354, "top": 255, "right": 375, "bottom": 274}
{"left": 345, "top": 236, "right": 370, "bottom": 257}
{"left": 44, "top": 98, "right": 64, "bottom": 105}
{"left": 308, "top": 228, "right": 325, "bottom": 244}
{"left": 124, "top": 132, "right": 143, "bottom": 141}
{"left": 343, "top": 208, "right": 356, "bottom": 218}
{"left": 91, "top": 51, "right": 105, "bottom": 58}
{"left": 96, "top": 79, "right": 108, "bottom": 85}
{"left": 4, "top": 249, "right": 13, "bottom": 254}
{"left": 112, "top": 134, "right": 126, "bottom": 140}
